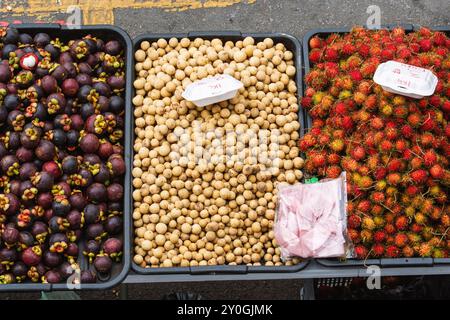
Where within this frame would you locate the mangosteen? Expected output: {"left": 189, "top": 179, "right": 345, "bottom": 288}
{"left": 59, "top": 261, "right": 75, "bottom": 280}
{"left": 16, "top": 147, "right": 34, "bottom": 163}
{"left": 69, "top": 191, "right": 87, "bottom": 211}
{"left": 44, "top": 43, "right": 60, "bottom": 60}
{"left": 93, "top": 164, "right": 110, "bottom": 184}
{"left": 104, "top": 216, "right": 122, "bottom": 235}
{"left": 104, "top": 40, "right": 121, "bottom": 56}
{"left": 17, "top": 231, "right": 34, "bottom": 251}
{"left": 78, "top": 85, "right": 97, "bottom": 103}
{"left": 102, "top": 238, "right": 122, "bottom": 261}
{"left": 2, "top": 44, "right": 18, "bottom": 59}
{"left": 43, "top": 270, "right": 61, "bottom": 283}
{"left": 46, "top": 92, "right": 66, "bottom": 115}
{"left": 0, "top": 273, "right": 14, "bottom": 284}
{"left": 80, "top": 270, "right": 96, "bottom": 283}
{"left": 15, "top": 70, "right": 34, "bottom": 88}
{"left": 107, "top": 202, "right": 123, "bottom": 215}
{"left": 59, "top": 51, "right": 73, "bottom": 65}
{"left": 86, "top": 183, "right": 107, "bottom": 203}
{"left": 33, "top": 33, "right": 51, "bottom": 48}
{"left": 76, "top": 73, "right": 92, "bottom": 86}
{"left": 1, "top": 155, "right": 20, "bottom": 176}
{"left": 62, "top": 62, "right": 77, "bottom": 79}
{"left": 82, "top": 204, "right": 101, "bottom": 225}
{"left": 60, "top": 156, "right": 78, "bottom": 176}
{"left": 77, "top": 62, "right": 92, "bottom": 75}
{"left": 7, "top": 131, "right": 21, "bottom": 149}
{"left": 41, "top": 75, "right": 58, "bottom": 94}
{"left": 21, "top": 245, "right": 42, "bottom": 266}
{"left": 97, "top": 95, "right": 110, "bottom": 113}
{"left": 106, "top": 183, "right": 123, "bottom": 202}
{"left": 31, "top": 171, "right": 54, "bottom": 192}
{"left": 93, "top": 254, "right": 112, "bottom": 274}
{"left": 2, "top": 226, "right": 19, "bottom": 245}
{"left": 42, "top": 161, "right": 62, "bottom": 179}
{"left": 69, "top": 114, "right": 84, "bottom": 131}
{"left": 50, "top": 64, "right": 67, "bottom": 83}
{"left": 107, "top": 75, "right": 125, "bottom": 91}
{"left": 0, "top": 194, "right": 20, "bottom": 216}
{"left": 35, "top": 140, "right": 56, "bottom": 161}
{"left": 43, "top": 251, "right": 63, "bottom": 268}
{"left": 27, "top": 102, "right": 48, "bottom": 121}
{"left": 0, "top": 142, "right": 7, "bottom": 158}
{"left": 49, "top": 216, "right": 69, "bottom": 233}
{"left": 83, "top": 239, "right": 101, "bottom": 263}
{"left": 7, "top": 110, "right": 25, "bottom": 131}
{"left": 20, "top": 180, "right": 37, "bottom": 203}
{"left": 27, "top": 263, "right": 46, "bottom": 282}
{"left": 0, "top": 106, "right": 8, "bottom": 125}
{"left": 20, "top": 126, "right": 41, "bottom": 149}
{"left": 85, "top": 223, "right": 105, "bottom": 241}
{"left": 11, "top": 261, "right": 27, "bottom": 282}
{"left": 66, "top": 209, "right": 83, "bottom": 230}
{"left": 93, "top": 82, "right": 111, "bottom": 97}
{"left": 0, "top": 248, "right": 17, "bottom": 266}
{"left": 80, "top": 102, "right": 95, "bottom": 120}
{"left": 65, "top": 242, "right": 79, "bottom": 257}
{"left": 3, "top": 94, "right": 19, "bottom": 110}
{"left": 49, "top": 233, "right": 68, "bottom": 253}
{"left": 4, "top": 27, "right": 19, "bottom": 44}
{"left": 52, "top": 195, "right": 71, "bottom": 217}
{"left": 85, "top": 114, "right": 106, "bottom": 135}
{"left": 37, "top": 192, "right": 53, "bottom": 209}
{"left": 69, "top": 39, "right": 90, "bottom": 60}
{"left": 31, "top": 221, "right": 49, "bottom": 244}
{"left": 60, "top": 78, "right": 79, "bottom": 97}
{"left": 54, "top": 114, "right": 72, "bottom": 132}
{"left": 109, "top": 95, "right": 124, "bottom": 114}
{"left": 0, "top": 63, "right": 12, "bottom": 83}
{"left": 66, "top": 130, "right": 80, "bottom": 149}
{"left": 79, "top": 133, "right": 100, "bottom": 154}
{"left": 79, "top": 168, "right": 94, "bottom": 186}
{"left": 18, "top": 163, "right": 36, "bottom": 181}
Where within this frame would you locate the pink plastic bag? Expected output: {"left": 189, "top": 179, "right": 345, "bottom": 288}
{"left": 274, "top": 172, "right": 353, "bottom": 259}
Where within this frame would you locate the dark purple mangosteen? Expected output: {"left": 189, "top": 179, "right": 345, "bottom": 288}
{"left": 49, "top": 216, "right": 69, "bottom": 233}
{"left": 102, "top": 238, "right": 122, "bottom": 261}
{"left": 65, "top": 242, "right": 79, "bottom": 257}
{"left": 19, "top": 163, "right": 37, "bottom": 181}
{"left": 75, "top": 73, "right": 92, "bottom": 86}
{"left": 3, "top": 94, "right": 19, "bottom": 110}
{"left": 2, "top": 44, "right": 18, "bottom": 60}
{"left": 107, "top": 202, "right": 123, "bottom": 215}
{"left": 7, "top": 110, "right": 25, "bottom": 131}
{"left": 43, "top": 269, "right": 61, "bottom": 283}
{"left": 83, "top": 153, "right": 101, "bottom": 166}
{"left": 43, "top": 208, "right": 54, "bottom": 222}
{"left": 15, "top": 70, "right": 34, "bottom": 88}
{"left": 0, "top": 248, "right": 17, "bottom": 265}
{"left": 87, "top": 183, "right": 107, "bottom": 203}
{"left": 11, "top": 261, "right": 27, "bottom": 282}
{"left": 51, "top": 195, "right": 71, "bottom": 217}
{"left": 0, "top": 63, "right": 12, "bottom": 83}
{"left": 4, "top": 27, "right": 20, "bottom": 44}
{"left": 92, "top": 81, "right": 111, "bottom": 97}
{"left": 69, "top": 39, "right": 90, "bottom": 60}
{"left": 61, "top": 155, "right": 79, "bottom": 174}
{"left": 85, "top": 114, "right": 107, "bottom": 135}
{"left": 80, "top": 102, "right": 95, "bottom": 120}
{"left": 41, "top": 75, "right": 58, "bottom": 94}
{"left": 83, "top": 204, "right": 102, "bottom": 225}
{"left": 66, "top": 210, "right": 83, "bottom": 229}
{"left": 97, "top": 141, "right": 114, "bottom": 159}
{"left": 59, "top": 261, "right": 76, "bottom": 280}
{"left": 59, "top": 51, "right": 73, "bottom": 64}
{"left": 107, "top": 183, "right": 123, "bottom": 202}
{"left": 18, "top": 231, "right": 34, "bottom": 251}
{"left": 50, "top": 64, "right": 68, "bottom": 83}
{"left": 1, "top": 155, "right": 20, "bottom": 176}
{"left": 31, "top": 171, "right": 54, "bottom": 192}
{"left": 0, "top": 142, "right": 7, "bottom": 158}
{"left": 16, "top": 147, "right": 34, "bottom": 164}
{"left": 107, "top": 74, "right": 125, "bottom": 91}
{"left": 33, "top": 33, "right": 51, "bottom": 47}
{"left": 79, "top": 133, "right": 100, "bottom": 153}
{"left": 65, "top": 130, "right": 80, "bottom": 149}
{"left": 7, "top": 131, "right": 21, "bottom": 150}
{"left": 2, "top": 226, "right": 19, "bottom": 245}
{"left": 37, "top": 192, "right": 53, "bottom": 209}
{"left": 109, "top": 95, "right": 124, "bottom": 114}
{"left": 83, "top": 239, "right": 101, "bottom": 263}
{"left": 46, "top": 92, "right": 66, "bottom": 115}
{"left": 0, "top": 106, "right": 8, "bottom": 125}
{"left": 107, "top": 154, "right": 125, "bottom": 176}
{"left": 42, "top": 161, "right": 62, "bottom": 179}
{"left": 48, "top": 128, "right": 67, "bottom": 147}
{"left": 54, "top": 114, "right": 72, "bottom": 131}
{"left": 1, "top": 193, "right": 20, "bottom": 216}
{"left": 77, "top": 85, "right": 96, "bottom": 103}
{"left": 93, "top": 254, "right": 112, "bottom": 273}
{"left": 20, "top": 126, "right": 41, "bottom": 149}
{"left": 62, "top": 62, "right": 77, "bottom": 78}
{"left": 69, "top": 191, "right": 87, "bottom": 211}
{"left": 21, "top": 245, "right": 42, "bottom": 266}
{"left": 104, "top": 40, "right": 121, "bottom": 56}
{"left": 48, "top": 233, "right": 68, "bottom": 253}
{"left": 93, "top": 164, "right": 110, "bottom": 184}
{"left": 44, "top": 43, "right": 60, "bottom": 60}
{"left": 30, "top": 221, "right": 49, "bottom": 244}
{"left": 85, "top": 223, "right": 105, "bottom": 241}
{"left": 69, "top": 114, "right": 84, "bottom": 131}
{"left": 78, "top": 62, "right": 92, "bottom": 75}
{"left": 35, "top": 140, "right": 56, "bottom": 162}
{"left": 104, "top": 215, "right": 122, "bottom": 235}
{"left": 97, "top": 95, "right": 110, "bottom": 113}
{"left": 20, "top": 180, "right": 37, "bottom": 203}
{"left": 80, "top": 270, "right": 96, "bottom": 283}
{"left": 43, "top": 251, "right": 63, "bottom": 268}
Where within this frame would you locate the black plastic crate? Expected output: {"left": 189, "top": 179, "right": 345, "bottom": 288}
{"left": 0, "top": 24, "right": 133, "bottom": 291}
{"left": 131, "top": 31, "right": 310, "bottom": 275}
{"left": 301, "top": 25, "right": 450, "bottom": 269}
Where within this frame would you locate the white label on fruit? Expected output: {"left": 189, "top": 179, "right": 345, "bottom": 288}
{"left": 182, "top": 74, "right": 243, "bottom": 107}
{"left": 373, "top": 60, "right": 438, "bottom": 99}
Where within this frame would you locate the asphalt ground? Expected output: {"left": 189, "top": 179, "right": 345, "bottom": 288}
{"left": 0, "top": 0, "right": 448, "bottom": 300}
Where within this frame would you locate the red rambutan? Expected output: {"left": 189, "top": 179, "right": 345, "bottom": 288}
{"left": 351, "top": 146, "right": 366, "bottom": 161}
{"left": 326, "top": 165, "right": 341, "bottom": 178}
{"left": 342, "top": 43, "right": 356, "bottom": 55}
{"left": 374, "top": 167, "right": 387, "bottom": 180}
{"left": 324, "top": 47, "right": 339, "bottom": 61}
{"left": 329, "top": 139, "right": 345, "bottom": 152}
{"left": 355, "top": 245, "right": 368, "bottom": 259}
{"left": 395, "top": 216, "right": 409, "bottom": 231}
{"left": 402, "top": 246, "right": 414, "bottom": 257}
{"left": 357, "top": 200, "right": 371, "bottom": 214}
{"left": 374, "top": 230, "right": 386, "bottom": 243}
{"left": 309, "top": 48, "right": 322, "bottom": 63}
{"left": 309, "top": 36, "right": 323, "bottom": 49}
{"left": 348, "top": 69, "right": 363, "bottom": 82}
{"left": 419, "top": 38, "right": 432, "bottom": 52}
{"left": 411, "top": 169, "right": 428, "bottom": 184}
{"left": 371, "top": 191, "right": 385, "bottom": 203}
{"left": 379, "top": 140, "right": 393, "bottom": 153}
{"left": 429, "top": 164, "right": 444, "bottom": 179}
{"left": 386, "top": 245, "right": 400, "bottom": 258}
{"left": 372, "top": 244, "right": 385, "bottom": 257}
{"left": 394, "top": 233, "right": 409, "bottom": 248}
{"left": 387, "top": 173, "right": 401, "bottom": 185}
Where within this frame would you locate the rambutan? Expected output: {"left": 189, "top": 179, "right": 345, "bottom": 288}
{"left": 324, "top": 47, "right": 339, "bottom": 61}
{"left": 418, "top": 243, "right": 433, "bottom": 257}
{"left": 397, "top": 47, "right": 412, "bottom": 59}
{"left": 348, "top": 214, "right": 361, "bottom": 229}
{"left": 375, "top": 180, "right": 387, "bottom": 191}
{"left": 329, "top": 139, "right": 345, "bottom": 152}
{"left": 309, "top": 48, "right": 322, "bottom": 63}
{"left": 423, "top": 150, "right": 437, "bottom": 167}
{"left": 405, "top": 185, "right": 420, "bottom": 197}
{"left": 372, "top": 244, "right": 385, "bottom": 257}
{"left": 348, "top": 228, "right": 361, "bottom": 243}
{"left": 386, "top": 245, "right": 400, "bottom": 258}
{"left": 373, "top": 230, "right": 386, "bottom": 243}
{"left": 362, "top": 216, "right": 376, "bottom": 230}
{"left": 385, "top": 127, "right": 398, "bottom": 140}
{"left": 354, "top": 245, "right": 368, "bottom": 259}
{"left": 411, "top": 169, "right": 428, "bottom": 184}
{"left": 342, "top": 116, "right": 354, "bottom": 131}
{"left": 361, "top": 229, "right": 373, "bottom": 244}
{"left": 384, "top": 224, "right": 396, "bottom": 235}
{"left": 394, "top": 233, "right": 409, "bottom": 248}
{"left": 402, "top": 246, "right": 414, "bottom": 257}
{"left": 429, "top": 164, "right": 444, "bottom": 179}
{"left": 380, "top": 104, "right": 393, "bottom": 116}
{"left": 407, "top": 113, "right": 422, "bottom": 127}
{"left": 387, "top": 173, "right": 401, "bottom": 185}
{"left": 309, "top": 36, "right": 323, "bottom": 49}
{"left": 349, "top": 69, "right": 363, "bottom": 82}
{"left": 342, "top": 43, "right": 356, "bottom": 55}
{"left": 410, "top": 157, "right": 423, "bottom": 169}
{"left": 326, "top": 165, "right": 341, "bottom": 178}
{"left": 395, "top": 139, "right": 408, "bottom": 152}
{"left": 370, "top": 117, "right": 384, "bottom": 130}
{"left": 395, "top": 216, "right": 409, "bottom": 231}
{"left": 351, "top": 146, "right": 366, "bottom": 161}
{"left": 364, "top": 94, "right": 378, "bottom": 110}
{"left": 357, "top": 200, "right": 371, "bottom": 214}
{"left": 358, "top": 43, "right": 370, "bottom": 57}
{"left": 379, "top": 140, "right": 393, "bottom": 153}
{"left": 353, "top": 91, "right": 366, "bottom": 105}
{"left": 373, "top": 216, "right": 385, "bottom": 227}
{"left": 360, "top": 62, "right": 377, "bottom": 78}
{"left": 371, "top": 191, "right": 385, "bottom": 203}
{"left": 420, "top": 132, "right": 435, "bottom": 147}
{"left": 400, "top": 124, "right": 414, "bottom": 138}
{"left": 334, "top": 101, "right": 347, "bottom": 115}
{"left": 374, "top": 167, "right": 387, "bottom": 180}
{"left": 419, "top": 38, "right": 432, "bottom": 52}
{"left": 387, "top": 158, "right": 403, "bottom": 172}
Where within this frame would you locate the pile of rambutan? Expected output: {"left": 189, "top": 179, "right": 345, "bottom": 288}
{"left": 301, "top": 26, "right": 449, "bottom": 259}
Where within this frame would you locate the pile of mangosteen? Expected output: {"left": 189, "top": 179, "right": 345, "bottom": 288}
{"left": 0, "top": 27, "right": 126, "bottom": 285}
